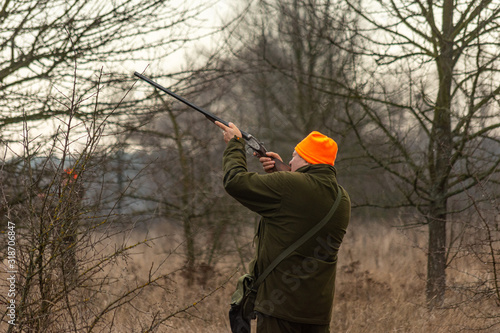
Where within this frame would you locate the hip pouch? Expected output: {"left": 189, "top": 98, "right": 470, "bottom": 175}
{"left": 229, "top": 274, "right": 257, "bottom": 333}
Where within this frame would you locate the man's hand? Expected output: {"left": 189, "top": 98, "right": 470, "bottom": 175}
{"left": 257, "top": 152, "right": 284, "bottom": 173}
{"left": 215, "top": 121, "right": 243, "bottom": 144}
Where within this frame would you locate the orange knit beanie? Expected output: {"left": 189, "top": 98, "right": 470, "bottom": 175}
{"left": 295, "top": 131, "right": 338, "bottom": 166}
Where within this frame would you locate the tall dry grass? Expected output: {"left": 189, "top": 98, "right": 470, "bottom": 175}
{"left": 107, "top": 219, "right": 499, "bottom": 332}
{"left": 3, "top": 218, "right": 497, "bottom": 332}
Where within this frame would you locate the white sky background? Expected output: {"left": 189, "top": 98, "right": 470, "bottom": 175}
{"left": 119, "top": 0, "right": 241, "bottom": 75}
{"left": 12, "top": 0, "right": 498, "bottom": 160}
{"left": 2, "top": 0, "right": 242, "bottom": 159}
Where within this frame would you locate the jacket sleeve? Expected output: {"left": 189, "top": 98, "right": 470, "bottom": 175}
{"left": 222, "top": 137, "right": 285, "bottom": 216}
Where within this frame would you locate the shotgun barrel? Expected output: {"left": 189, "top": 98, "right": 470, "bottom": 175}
{"left": 134, "top": 71, "right": 291, "bottom": 172}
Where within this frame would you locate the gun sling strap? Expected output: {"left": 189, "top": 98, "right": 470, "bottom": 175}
{"left": 252, "top": 184, "right": 344, "bottom": 291}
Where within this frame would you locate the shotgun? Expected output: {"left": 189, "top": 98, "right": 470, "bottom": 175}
{"left": 134, "top": 72, "right": 291, "bottom": 172}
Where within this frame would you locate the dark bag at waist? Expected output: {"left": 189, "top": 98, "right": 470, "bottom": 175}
{"left": 229, "top": 274, "right": 257, "bottom": 333}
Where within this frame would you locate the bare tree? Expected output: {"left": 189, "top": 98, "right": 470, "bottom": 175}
{"left": 120, "top": 78, "right": 256, "bottom": 285}
{"left": 341, "top": 0, "right": 500, "bottom": 308}
{"left": 216, "top": 0, "right": 357, "bottom": 147}
{"left": 206, "top": 0, "right": 500, "bottom": 310}
{"left": 0, "top": 0, "right": 226, "bottom": 240}
{"left": 0, "top": 1, "right": 251, "bottom": 330}
{"left": 454, "top": 172, "right": 500, "bottom": 329}
{"left": 0, "top": 0, "right": 216, "bottom": 139}
{"left": 0, "top": 69, "right": 231, "bottom": 331}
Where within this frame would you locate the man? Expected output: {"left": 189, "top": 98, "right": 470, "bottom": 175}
{"left": 216, "top": 122, "right": 351, "bottom": 333}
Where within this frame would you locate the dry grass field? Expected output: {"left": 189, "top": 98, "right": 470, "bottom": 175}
{"left": 2, "top": 219, "right": 499, "bottom": 332}
{"left": 108, "top": 220, "right": 499, "bottom": 332}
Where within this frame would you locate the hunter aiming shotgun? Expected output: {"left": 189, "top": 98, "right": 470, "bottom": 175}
{"left": 134, "top": 72, "right": 291, "bottom": 172}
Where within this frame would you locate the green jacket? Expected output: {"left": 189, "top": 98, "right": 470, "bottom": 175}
{"left": 223, "top": 137, "right": 351, "bottom": 325}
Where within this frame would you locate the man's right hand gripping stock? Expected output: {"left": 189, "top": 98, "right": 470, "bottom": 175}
{"left": 257, "top": 152, "right": 284, "bottom": 173}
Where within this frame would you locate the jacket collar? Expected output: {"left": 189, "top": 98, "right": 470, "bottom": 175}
{"left": 296, "top": 164, "right": 337, "bottom": 176}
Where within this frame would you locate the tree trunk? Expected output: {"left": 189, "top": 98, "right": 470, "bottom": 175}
{"left": 426, "top": 0, "right": 454, "bottom": 308}
{"left": 166, "top": 101, "right": 197, "bottom": 285}
{"left": 426, "top": 202, "right": 447, "bottom": 308}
